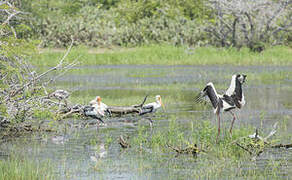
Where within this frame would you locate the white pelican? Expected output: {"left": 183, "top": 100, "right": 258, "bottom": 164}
{"left": 140, "top": 95, "right": 165, "bottom": 115}
{"left": 195, "top": 74, "right": 247, "bottom": 143}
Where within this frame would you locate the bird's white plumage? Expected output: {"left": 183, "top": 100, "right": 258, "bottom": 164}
{"left": 142, "top": 95, "right": 163, "bottom": 113}
{"left": 196, "top": 74, "right": 247, "bottom": 142}
{"left": 240, "top": 93, "right": 245, "bottom": 107}
{"left": 86, "top": 96, "right": 108, "bottom": 117}
{"left": 225, "top": 75, "right": 236, "bottom": 96}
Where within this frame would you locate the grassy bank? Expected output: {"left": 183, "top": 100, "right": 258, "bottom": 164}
{"left": 31, "top": 45, "right": 292, "bottom": 67}
{"left": 0, "top": 156, "right": 55, "bottom": 180}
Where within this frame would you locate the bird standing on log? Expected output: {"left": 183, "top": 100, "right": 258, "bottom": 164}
{"left": 84, "top": 96, "right": 109, "bottom": 123}
{"left": 90, "top": 96, "right": 108, "bottom": 111}
{"left": 140, "top": 95, "right": 165, "bottom": 115}
{"left": 195, "top": 74, "right": 247, "bottom": 143}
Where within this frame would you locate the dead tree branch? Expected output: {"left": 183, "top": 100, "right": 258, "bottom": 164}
{"left": 206, "top": 0, "right": 292, "bottom": 50}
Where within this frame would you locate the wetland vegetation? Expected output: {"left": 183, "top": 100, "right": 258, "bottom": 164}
{"left": 1, "top": 0, "right": 292, "bottom": 179}
{"left": 33, "top": 45, "right": 292, "bottom": 67}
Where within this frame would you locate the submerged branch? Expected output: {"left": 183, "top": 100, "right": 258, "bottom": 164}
{"left": 119, "top": 135, "right": 131, "bottom": 149}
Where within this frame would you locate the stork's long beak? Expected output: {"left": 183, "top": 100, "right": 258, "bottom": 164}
{"left": 97, "top": 97, "right": 101, "bottom": 105}
{"left": 160, "top": 98, "right": 165, "bottom": 111}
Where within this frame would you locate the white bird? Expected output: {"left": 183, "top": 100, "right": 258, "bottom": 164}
{"left": 195, "top": 74, "right": 247, "bottom": 143}
{"left": 84, "top": 96, "right": 109, "bottom": 123}
{"left": 90, "top": 96, "right": 108, "bottom": 109}
{"left": 140, "top": 95, "right": 165, "bottom": 115}
{"left": 90, "top": 144, "right": 107, "bottom": 162}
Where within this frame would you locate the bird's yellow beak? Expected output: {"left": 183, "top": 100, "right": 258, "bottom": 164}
{"left": 160, "top": 98, "right": 165, "bottom": 111}
{"left": 97, "top": 97, "right": 101, "bottom": 105}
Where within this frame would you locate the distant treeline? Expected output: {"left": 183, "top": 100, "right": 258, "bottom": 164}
{"left": 9, "top": 0, "right": 292, "bottom": 49}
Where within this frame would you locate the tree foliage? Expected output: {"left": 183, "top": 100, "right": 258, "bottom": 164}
{"left": 7, "top": 0, "right": 292, "bottom": 49}
{"left": 205, "top": 0, "right": 292, "bottom": 51}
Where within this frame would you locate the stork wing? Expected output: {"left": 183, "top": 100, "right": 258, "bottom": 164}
{"left": 222, "top": 95, "right": 235, "bottom": 106}
{"left": 142, "top": 103, "right": 155, "bottom": 110}
{"left": 140, "top": 106, "right": 154, "bottom": 115}
{"left": 97, "top": 108, "right": 105, "bottom": 116}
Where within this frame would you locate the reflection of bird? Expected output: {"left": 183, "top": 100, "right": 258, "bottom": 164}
{"left": 90, "top": 144, "right": 107, "bottom": 162}
{"left": 195, "top": 74, "right": 247, "bottom": 143}
{"left": 140, "top": 95, "right": 165, "bottom": 115}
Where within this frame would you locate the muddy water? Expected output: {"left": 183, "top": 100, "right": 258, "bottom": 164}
{"left": 1, "top": 65, "right": 292, "bottom": 179}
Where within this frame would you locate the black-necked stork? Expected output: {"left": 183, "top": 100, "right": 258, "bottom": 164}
{"left": 140, "top": 95, "right": 165, "bottom": 115}
{"left": 195, "top": 74, "right": 247, "bottom": 143}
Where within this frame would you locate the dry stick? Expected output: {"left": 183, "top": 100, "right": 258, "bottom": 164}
{"left": 235, "top": 142, "right": 253, "bottom": 155}
{"left": 271, "top": 143, "right": 292, "bottom": 149}
{"left": 61, "top": 107, "right": 82, "bottom": 119}
{"left": 1, "top": 2, "right": 22, "bottom": 38}
{"left": 119, "top": 135, "right": 131, "bottom": 148}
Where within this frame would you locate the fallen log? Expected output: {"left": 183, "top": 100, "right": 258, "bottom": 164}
{"left": 58, "top": 95, "right": 153, "bottom": 119}
{"left": 107, "top": 95, "right": 149, "bottom": 115}
{"left": 271, "top": 143, "right": 292, "bottom": 149}
{"left": 108, "top": 106, "right": 141, "bottom": 115}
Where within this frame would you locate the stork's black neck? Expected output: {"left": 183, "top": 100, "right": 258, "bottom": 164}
{"left": 235, "top": 79, "right": 243, "bottom": 101}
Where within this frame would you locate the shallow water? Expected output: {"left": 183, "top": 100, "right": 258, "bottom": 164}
{"left": 1, "top": 65, "right": 292, "bottom": 179}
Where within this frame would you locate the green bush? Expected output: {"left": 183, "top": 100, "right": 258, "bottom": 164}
{"left": 33, "top": 5, "right": 208, "bottom": 47}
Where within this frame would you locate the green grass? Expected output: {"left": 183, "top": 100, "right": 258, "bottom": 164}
{"left": 0, "top": 156, "right": 55, "bottom": 180}
{"left": 31, "top": 45, "right": 292, "bottom": 67}
{"left": 101, "top": 116, "right": 290, "bottom": 179}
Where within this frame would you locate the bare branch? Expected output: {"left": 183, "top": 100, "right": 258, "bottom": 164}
{"left": 8, "top": 38, "right": 75, "bottom": 99}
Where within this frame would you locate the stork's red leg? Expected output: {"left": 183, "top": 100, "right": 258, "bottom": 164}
{"left": 229, "top": 111, "right": 236, "bottom": 135}
{"left": 216, "top": 113, "right": 221, "bottom": 143}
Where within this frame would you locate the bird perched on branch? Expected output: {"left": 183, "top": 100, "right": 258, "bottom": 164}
{"left": 195, "top": 74, "right": 247, "bottom": 143}
{"left": 140, "top": 95, "right": 165, "bottom": 115}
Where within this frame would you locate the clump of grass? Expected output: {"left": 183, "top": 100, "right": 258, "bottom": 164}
{"left": 31, "top": 45, "right": 292, "bottom": 67}
{"left": 0, "top": 156, "right": 55, "bottom": 180}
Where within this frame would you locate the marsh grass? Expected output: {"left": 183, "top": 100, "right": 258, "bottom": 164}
{"left": 0, "top": 156, "right": 55, "bottom": 180}
{"left": 31, "top": 45, "right": 292, "bottom": 67}
{"left": 117, "top": 116, "right": 290, "bottom": 179}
